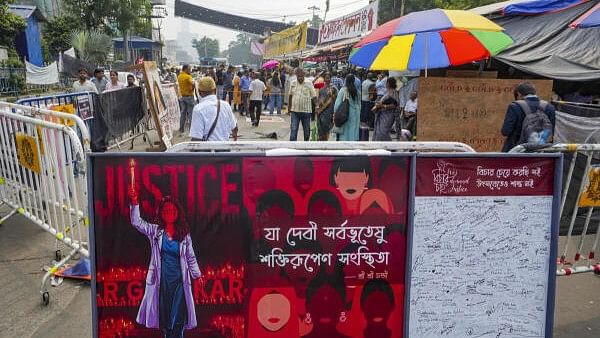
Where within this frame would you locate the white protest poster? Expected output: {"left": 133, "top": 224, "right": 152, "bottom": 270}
{"left": 318, "top": 0, "right": 379, "bottom": 44}
{"left": 162, "top": 83, "right": 182, "bottom": 134}
{"left": 408, "top": 156, "right": 559, "bottom": 338}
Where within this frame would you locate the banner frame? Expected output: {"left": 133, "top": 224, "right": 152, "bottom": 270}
{"left": 404, "top": 152, "right": 562, "bottom": 338}
{"left": 88, "top": 151, "right": 417, "bottom": 338}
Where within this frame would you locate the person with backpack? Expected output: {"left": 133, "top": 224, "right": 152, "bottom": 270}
{"left": 501, "top": 82, "right": 556, "bottom": 152}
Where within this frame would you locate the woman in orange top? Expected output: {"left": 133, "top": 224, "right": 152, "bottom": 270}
{"left": 233, "top": 71, "right": 242, "bottom": 112}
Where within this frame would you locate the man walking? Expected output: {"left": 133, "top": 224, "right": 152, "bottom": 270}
{"left": 249, "top": 72, "right": 266, "bottom": 127}
{"left": 190, "top": 77, "right": 238, "bottom": 141}
{"left": 288, "top": 68, "right": 317, "bottom": 141}
{"left": 361, "top": 72, "right": 376, "bottom": 128}
{"left": 223, "top": 65, "right": 235, "bottom": 103}
{"left": 178, "top": 64, "right": 196, "bottom": 133}
{"left": 501, "top": 82, "right": 556, "bottom": 152}
{"left": 240, "top": 71, "right": 251, "bottom": 116}
{"left": 215, "top": 64, "right": 225, "bottom": 98}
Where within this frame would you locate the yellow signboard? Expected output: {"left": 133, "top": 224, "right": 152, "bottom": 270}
{"left": 15, "top": 133, "right": 42, "bottom": 174}
{"left": 50, "top": 104, "right": 76, "bottom": 127}
{"left": 264, "top": 22, "right": 308, "bottom": 58}
{"left": 579, "top": 166, "right": 600, "bottom": 207}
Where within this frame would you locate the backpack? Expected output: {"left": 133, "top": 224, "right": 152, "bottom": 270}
{"left": 517, "top": 100, "right": 553, "bottom": 145}
{"left": 334, "top": 90, "right": 349, "bottom": 127}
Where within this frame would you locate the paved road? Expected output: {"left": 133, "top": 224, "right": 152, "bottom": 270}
{"left": 1, "top": 111, "right": 599, "bottom": 337}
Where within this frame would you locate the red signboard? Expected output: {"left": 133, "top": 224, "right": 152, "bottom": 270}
{"left": 416, "top": 157, "right": 555, "bottom": 197}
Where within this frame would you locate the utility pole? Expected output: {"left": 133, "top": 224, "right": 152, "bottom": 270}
{"left": 150, "top": 4, "right": 167, "bottom": 68}
{"left": 308, "top": 5, "right": 320, "bottom": 17}
{"left": 308, "top": 5, "right": 321, "bottom": 29}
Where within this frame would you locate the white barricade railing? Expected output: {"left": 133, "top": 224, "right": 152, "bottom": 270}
{"left": 0, "top": 103, "right": 89, "bottom": 305}
{"left": 512, "top": 143, "right": 600, "bottom": 276}
{"left": 7, "top": 101, "right": 91, "bottom": 153}
{"left": 166, "top": 141, "right": 477, "bottom": 153}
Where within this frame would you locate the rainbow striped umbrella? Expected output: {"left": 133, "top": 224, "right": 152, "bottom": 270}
{"left": 349, "top": 9, "right": 513, "bottom": 72}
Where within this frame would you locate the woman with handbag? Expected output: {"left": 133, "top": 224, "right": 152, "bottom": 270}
{"left": 372, "top": 77, "right": 400, "bottom": 141}
{"left": 333, "top": 74, "right": 361, "bottom": 141}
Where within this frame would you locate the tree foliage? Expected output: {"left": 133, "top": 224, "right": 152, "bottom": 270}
{"left": 378, "top": 0, "right": 504, "bottom": 24}
{"left": 63, "top": 0, "right": 114, "bottom": 33}
{"left": 111, "top": 0, "right": 152, "bottom": 38}
{"left": 310, "top": 14, "right": 324, "bottom": 29}
{"left": 0, "top": 0, "right": 27, "bottom": 48}
{"left": 43, "top": 15, "right": 82, "bottom": 58}
{"left": 62, "top": 0, "right": 152, "bottom": 37}
{"left": 192, "top": 36, "right": 220, "bottom": 59}
{"left": 71, "top": 29, "right": 113, "bottom": 64}
{"left": 222, "top": 33, "right": 262, "bottom": 66}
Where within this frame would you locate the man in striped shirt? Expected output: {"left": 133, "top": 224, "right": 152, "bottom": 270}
{"left": 288, "top": 68, "right": 317, "bottom": 141}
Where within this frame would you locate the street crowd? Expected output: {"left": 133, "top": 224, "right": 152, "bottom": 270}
{"left": 172, "top": 63, "right": 419, "bottom": 142}
{"left": 69, "top": 63, "right": 558, "bottom": 153}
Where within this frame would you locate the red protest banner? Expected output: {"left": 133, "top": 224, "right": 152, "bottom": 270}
{"left": 90, "top": 154, "right": 411, "bottom": 338}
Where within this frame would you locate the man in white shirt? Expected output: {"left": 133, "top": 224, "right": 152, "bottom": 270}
{"left": 248, "top": 72, "right": 266, "bottom": 127}
{"left": 402, "top": 91, "right": 418, "bottom": 140}
{"left": 72, "top": 68, "right": 98, "bottom": 93}
{"left": 189, "top": 77, "right": 238, "bottom": 141}
{"left": 288, "top": 68, "right": 317, "bottom": 141}
{"left": 361, "top": 72, "right": 376, "bottom": 127}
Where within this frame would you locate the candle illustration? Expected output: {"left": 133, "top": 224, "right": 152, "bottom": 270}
{"left": 129, "top": 159, "right": 136, "bottom": 190}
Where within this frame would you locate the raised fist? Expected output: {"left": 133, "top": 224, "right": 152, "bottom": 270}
{"left": 128, "top": 187, "right": 138, "bottom": 205}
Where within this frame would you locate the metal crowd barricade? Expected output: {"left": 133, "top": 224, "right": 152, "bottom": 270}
{"left": 8, "top": 101, "right": 91, "bottom": 153}
{"left": 166, "top": 141, "right": 477, "bottom": 153}
{"left": 511, "top": 143, "right": 600, "bottom": 276}
{"left": 16, "top": 91, "right": 153, "bottom": 151}
{"left": 0, "top": 102, "right": 89, "bottom": 305}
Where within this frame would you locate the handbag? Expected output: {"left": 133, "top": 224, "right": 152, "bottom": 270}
{"left": 201, "top": 99, "right": 221, "bottom": 141}
{"left": 334, "top": 90, "right": 349, "bottom": 128}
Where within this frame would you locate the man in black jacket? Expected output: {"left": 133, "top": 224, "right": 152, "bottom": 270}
{"left": 501, "top": 82, "right": 556, "bottom": 152}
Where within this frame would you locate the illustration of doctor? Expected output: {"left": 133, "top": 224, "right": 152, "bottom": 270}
{"left": 129, "top": 186, "right": 201, "bottom": 338}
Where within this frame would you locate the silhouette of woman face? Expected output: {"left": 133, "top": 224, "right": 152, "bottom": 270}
{"left": 334, "top": 170, "right": 369, "bottom": 201}
{"left": 363, "top": 290, "right": 393, "bottom": 325}
{"left": 257, "top": 292, "right": 292, "bottom": 332}
{"left": 247, "top": 163, "right": 276, "bottom": 201}
{"left": 307, "top": 285, "right": 344, "bottom": 326}
{"left": 294, "top": 159, "right": 314, "bottom": 197}
{"left": 283, "top": 248, "right": 313, "bottom": 298}
{"left": 161, "top": 202, "right": 178, "bottom": 224}
{"left": 308, "top": 199, "right": 339, "bottom": 220}
{"left": 256, "top": 205, "right": 293, "bottom": 240}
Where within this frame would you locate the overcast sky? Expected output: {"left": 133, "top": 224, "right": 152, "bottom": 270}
{"left": 162, "top": 0, "right": 373, "bottom": 50}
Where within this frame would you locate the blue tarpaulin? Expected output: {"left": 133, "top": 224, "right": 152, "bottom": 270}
{"left": 504, "top": 0, "right": 589, "bottom": 15}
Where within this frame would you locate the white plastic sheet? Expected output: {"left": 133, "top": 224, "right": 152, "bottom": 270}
{"left": 25, "top": 61, "right": 59, "bottom": 85}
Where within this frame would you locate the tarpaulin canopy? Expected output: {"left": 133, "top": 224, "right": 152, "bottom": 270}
{"left": 503, "top": 0, "right": 588, "bottom": 15}
{"left": 494, "top": 0, "right": 600, "bottom": 81}
{"left": 571, "top": 1, "right": 600, "bottom": 27}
